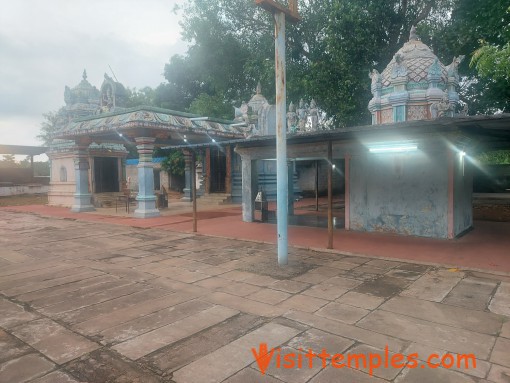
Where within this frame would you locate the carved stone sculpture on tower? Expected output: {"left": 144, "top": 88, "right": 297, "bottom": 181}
{"left": 297, "top": 99, "right": 308, "bottom": 131}
{"left": 447, "top": 55, "right": 465, "bottom": 82}
{"left": 409, "top": 25, "right": 418, "bottom": 41}
{"left": 239, "top": 101, "right": 250, "bottom": 124}
{"left": 391, "top": 54, "right": 408, "bottom": 79}
{"left": 309, "top": 99, "right": 319, "bottom": 131}
{"left": 369, "top": 69, "right": 382, "bottom": 98}
{"left": 431, "top": 93, "right": 453, "bottom": 118}
{"left": 287, "top": 101, "right": 298, "bottom": 133}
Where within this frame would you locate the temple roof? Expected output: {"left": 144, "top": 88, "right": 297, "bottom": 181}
{"left": 64, "top": 70, "right": 100, "bottom": 106}
{"left": 53, "top": 105, "right": 243, "bottom": 146}
{"left": 380, "top": 30, "right": 447, "bottom": 87}
{"left": 174, "top": 114, "right": 510, "bottom": 154}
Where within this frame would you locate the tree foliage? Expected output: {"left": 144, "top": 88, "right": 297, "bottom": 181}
{"left": 0, "top": 155, "right": 49, "bottom": 175}
{"left": 429, "top": 0, "right": 510, "bottom": 114}
{"left": 125, "top": 87, "right": 157, "bottom": 108}
{"left": 160, "top": 150, "right": 185, "bottom": 176}
{"left": 0, "top": 155, "right": 16, "bottom": 168}
{"left": 38, "top": 108, "right": 66, "bottom": 145}
{"left": 477, "top": 150, "right": 510, "bottom": 165}
{"left": 163, "top": 0, "right": 456, "bottom": 126}
{"left": 471, "top": 43, "right": 510, "bottom": 81}
{"left": 470, "top": 6, "right": 510, "bottom": 83}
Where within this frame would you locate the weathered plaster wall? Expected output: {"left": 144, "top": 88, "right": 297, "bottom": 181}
{"left": 453, "top": 155, "right": 473, "bottom": 236}
{"left": 47, "top": 156, "right": 77, "bottom": 207}
{"left": 0, "top": 185, "right": 49, "bottom": 196}
{"left": 349, "top": 150, "right": 449, "bottom": 238}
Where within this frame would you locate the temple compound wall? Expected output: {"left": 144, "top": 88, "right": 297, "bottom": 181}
{"left": 349, "top": 147, "right": 472, "bottom": 238}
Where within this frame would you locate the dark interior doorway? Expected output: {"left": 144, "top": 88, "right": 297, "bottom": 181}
{"left": 153, "top": 169, "right": 161, "bottom": 190}
{"left": 210, "top": 147, "right": 226, "bottom": 192}
{"left": 94, "top": 157, "right": 119, "bottom": 193}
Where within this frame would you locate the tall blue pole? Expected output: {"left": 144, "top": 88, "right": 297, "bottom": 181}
{"left": 275, "top": 11, "right": 288, "bottom": 265}
{"left": 256, "top": 0, "right": 300, "bottom": 265}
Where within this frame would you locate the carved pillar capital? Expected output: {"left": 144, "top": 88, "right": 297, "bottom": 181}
{"left": 135, "top": 137, "right": 156, "bottom": 164}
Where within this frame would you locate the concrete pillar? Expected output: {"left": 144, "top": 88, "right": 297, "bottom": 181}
{"left": 225, "top": 145, "right": 232, "bottom": 195}
{"left": 182, "top": 151, "right": 192, "bottom": 202}
{"left": 71, "top": 143, "right": 95, "bottom": 212}
{"left": 275, "top": 10, "right": 289, "bottom": 265}
{"left": 205, "top": 148, "right": 211, "bottom": 194}
{"left": 30, "top": 155, "right": 34, "bottom": 181}
{"left": 344, "top": 154, "right": 351, "bottom": 230}
{"left": 241, "top": 156, "right": 258, "bottom": 222}
{"left": 134, "top": 137, "right": 160, "bottom": 218}
{"left": 447, "top": 149, "right": 455, "bottom": 239}
{"left": 287, "top": 160, "right": 294, "bottom": 216}
{"left": 120, "top": 157, "right": 126, "bottom": 191}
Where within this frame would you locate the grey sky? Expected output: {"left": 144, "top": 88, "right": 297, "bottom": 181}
{"left": 0, "top": 0, "right": 187, "bottom": 149}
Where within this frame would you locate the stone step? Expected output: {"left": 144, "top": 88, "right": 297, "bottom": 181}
{"left": 93, "top": 193, "right": 124, "bottom": 208}
{"left": 197, "top": 194, "right": 232, "bottom": 205}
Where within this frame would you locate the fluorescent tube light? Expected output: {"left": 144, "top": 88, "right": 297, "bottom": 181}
{"left": 368, "top": 143, "right": 418, "bottom": 153}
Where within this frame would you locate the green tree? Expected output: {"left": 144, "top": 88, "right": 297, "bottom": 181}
{"left": 166, "top": 0, "right": 455, "bottom": 126}
{"left": 33, "top": 162, "right": 50, "bottom": 176}
{"left": 471, "top": 43, "right": 510, "bottom": 81}
{"left": 477, "top": 150, "right": 510, "bottom": 165}
{"left": 160, "top": 150, "right": 185, "bottom": 176}
{"left": 470, "top": 7, "right": 510, "bottom": 82}
{"left": 38, "top": 108, "right": 66, "bottom": 145}
{"left": 429, "top": 0, "right": 510, "bottom": 114}
{"left": 0, "top": 154, "right": 17, "bottom": 168}
{"left": 125, "top": 86, "right": 157, "bottom": 108}
{"left": 188, "top": 92, "right": 233, "bottom": 119}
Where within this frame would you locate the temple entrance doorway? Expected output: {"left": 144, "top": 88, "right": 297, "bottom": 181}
{"left": 94, "top": 157, "right": 119, "bottom": 193}
{"left": 210, "top": 147, "right": 226, "bottom": 193}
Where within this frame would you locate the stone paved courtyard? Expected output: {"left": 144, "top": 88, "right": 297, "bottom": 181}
{"left": 0, "top": 210, "right": 509, "bottom": 383}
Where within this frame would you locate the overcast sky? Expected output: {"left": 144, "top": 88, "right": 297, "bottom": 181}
{"left": 0, "top": 0, "right": 187, "bottom": 151}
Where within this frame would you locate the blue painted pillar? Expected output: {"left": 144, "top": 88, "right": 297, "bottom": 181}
{"left": 241, "top": 156, "right": 257, "bottom": 222}
{"left": 275, "top": 11, "right": 288, "bottom": 265}
{"left": 71, "top": 143, "right": 95, "bottom": 212}
{"left": 288, "top": 160, "right": 294, "bottom": 216}
{"left": 181, "top": 151, "right": 192, "bottom": 202}
{"left": 134, "top": 137, "right": 160, "bottom": 218}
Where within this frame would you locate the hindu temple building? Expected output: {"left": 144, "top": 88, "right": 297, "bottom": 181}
{"left": 195, "top": 27, "right": 509, "bottom": 239}
{"left": 50, "top": 27, "right": 510, "bottom": 239}
{"left": 47, "top": 71, "right": 128, "bottom": 208}
{"left": 49, "top": 70, "right": 244, "bottom": 218}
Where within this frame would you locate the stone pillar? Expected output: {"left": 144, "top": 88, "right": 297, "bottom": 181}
{"left": 120, "top": 157, "right": 126, "bottom": 191}
{"left": 225, "top": 145, "right": 232, "bottom": 194}
{"left": 287, "top": 160, "right": 294, "bottom": 216}
{"left": 134, "top": 137, "right": 160, "bottom": 218}
{"left": 344, "top": 154, "right": 351, "bottom": 230}
{"left": 71, "top": 143, "right": 95, "bottom": 212}
{"left": 182, "top": 150, "right": 192, "bottom": 202}
{"left": 205, "top": 148, "right": 211, "bottom": 194}
{"left": 241, "top": 156, "right": 258, "bottom": 222}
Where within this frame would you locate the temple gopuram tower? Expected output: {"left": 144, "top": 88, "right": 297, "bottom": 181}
{"left": 369, "top": 26, "right": 463, "bottom": 124}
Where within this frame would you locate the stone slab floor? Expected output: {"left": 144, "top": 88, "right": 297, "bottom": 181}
{"left": 0, "top": 210, "right": 509, "bottom": 383}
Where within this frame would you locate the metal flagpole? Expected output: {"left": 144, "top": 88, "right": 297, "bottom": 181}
{"left": 255, "top": 0, "right": 300, "bottom": 266}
